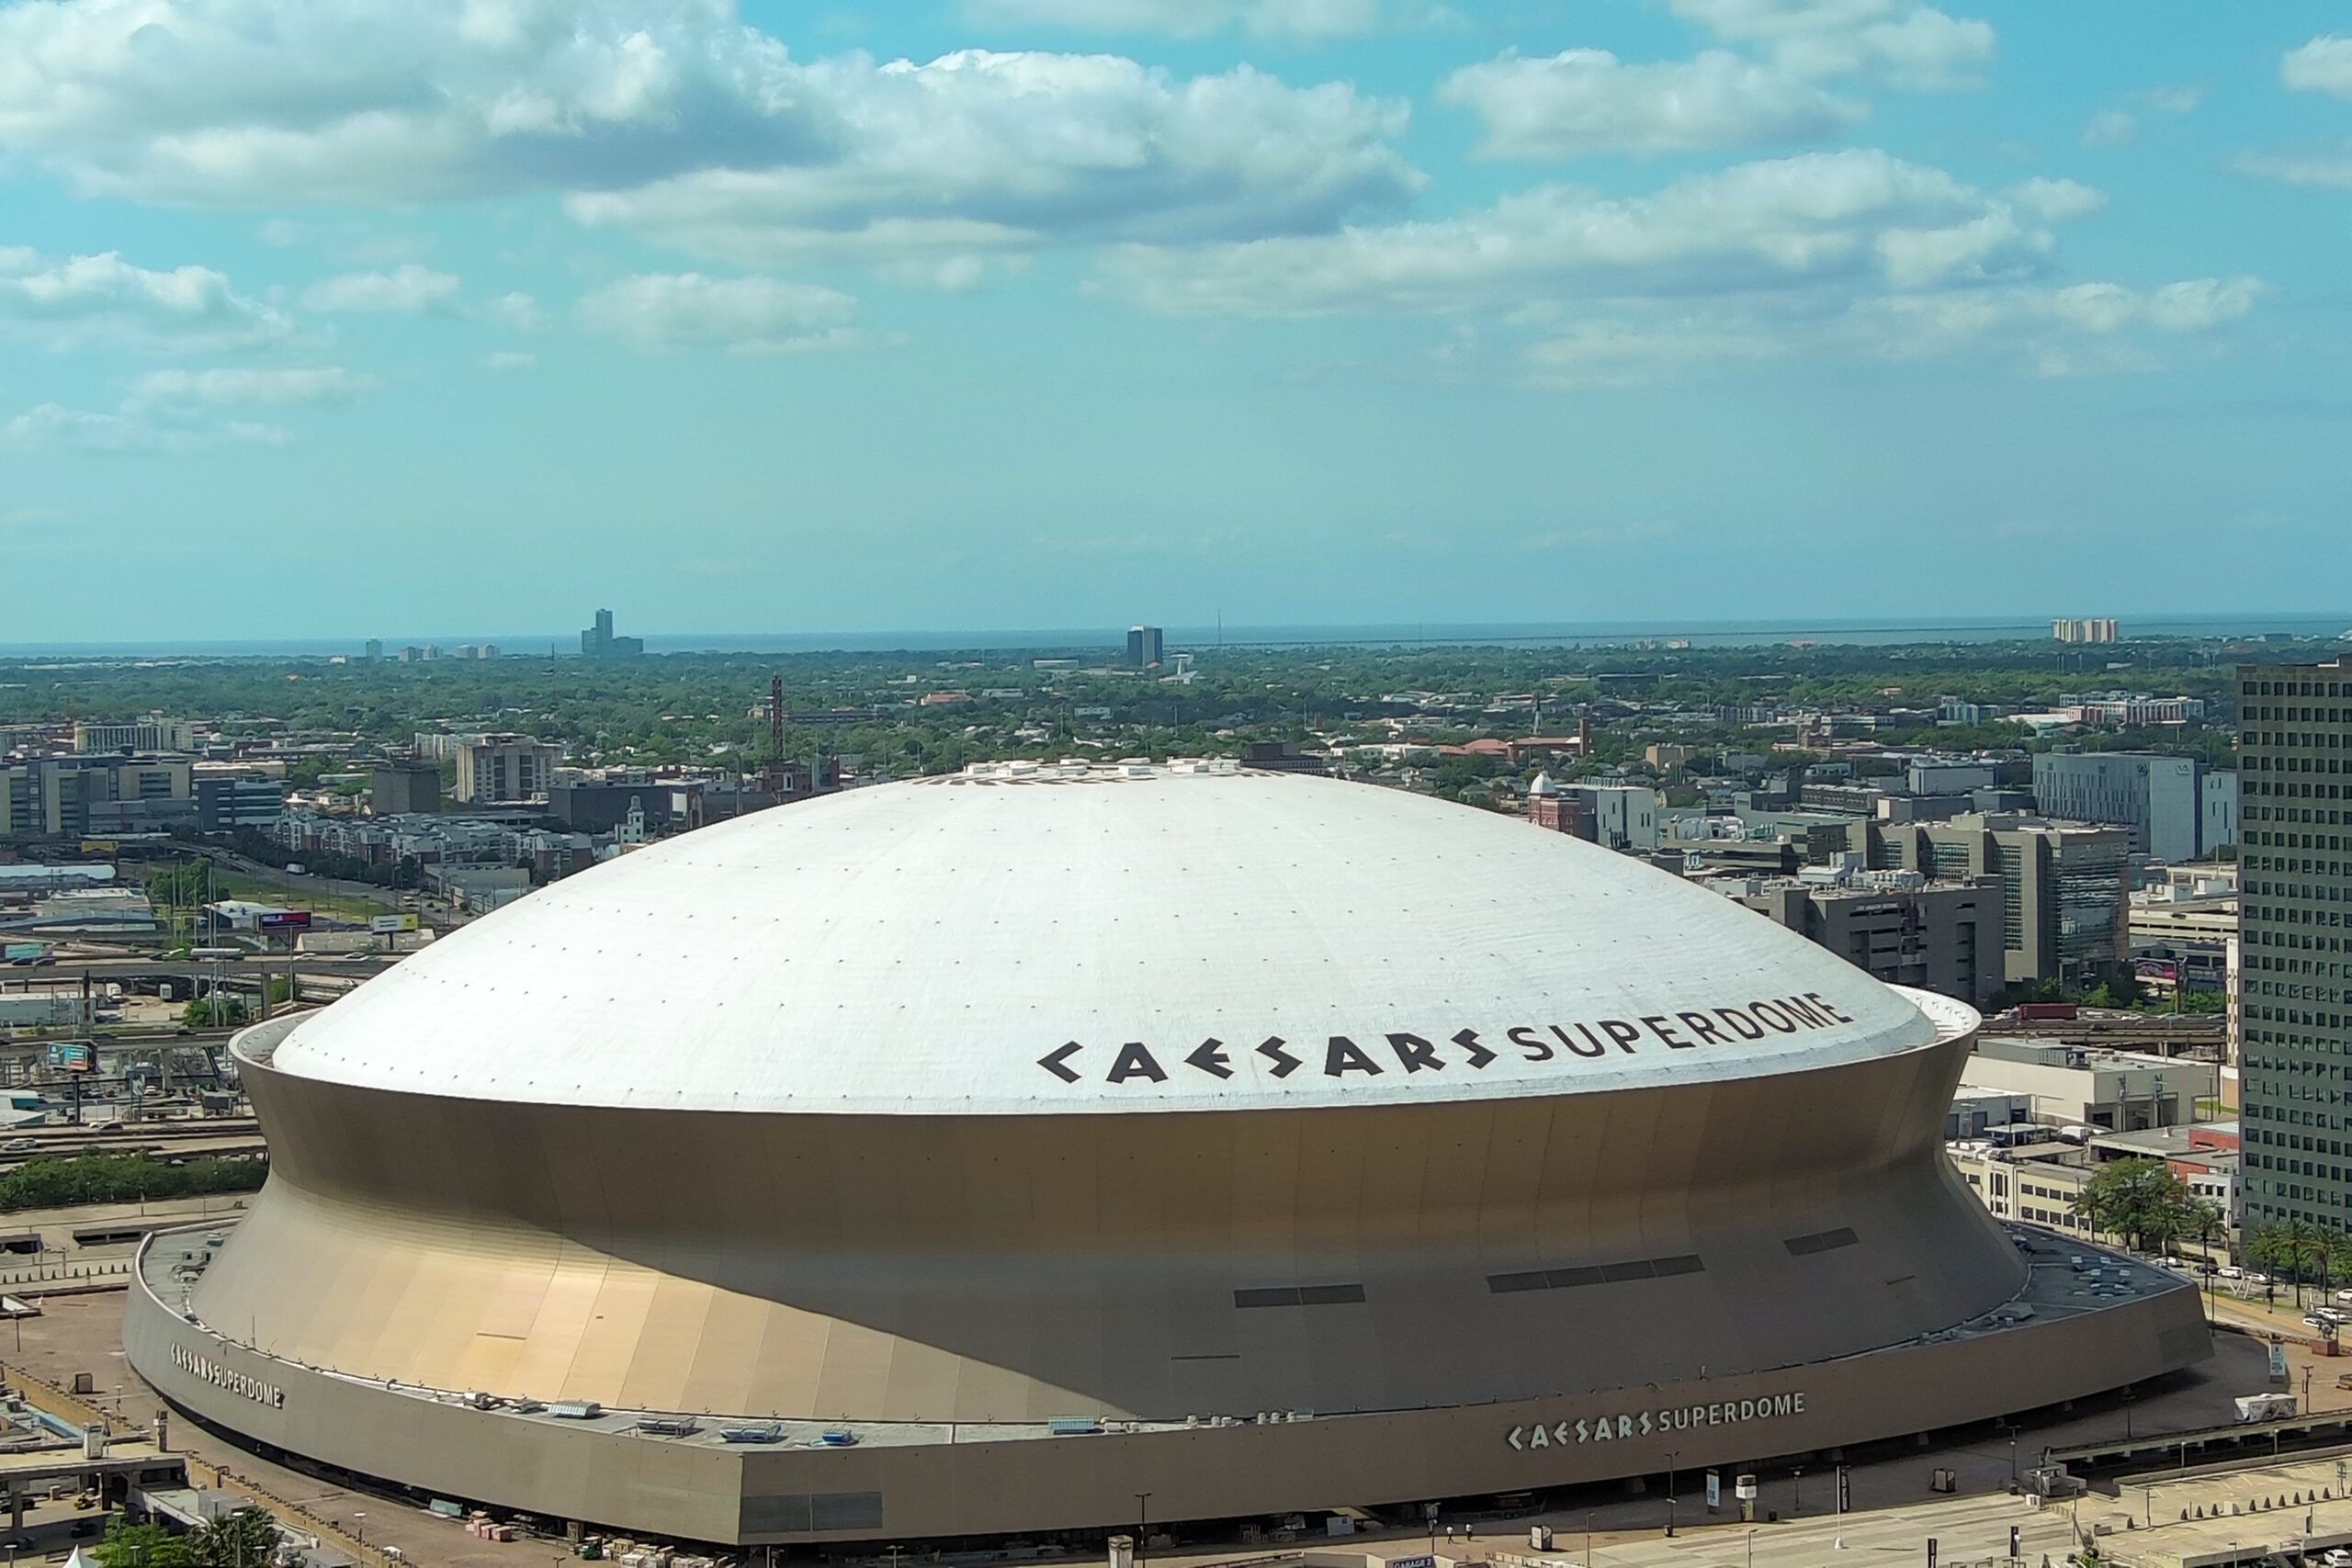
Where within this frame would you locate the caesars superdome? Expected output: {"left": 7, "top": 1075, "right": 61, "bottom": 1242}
{"left": 128, "top": 762, "right": 2209, "bottom": 1547}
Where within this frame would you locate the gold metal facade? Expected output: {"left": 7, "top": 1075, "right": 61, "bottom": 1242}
{"left": 186, "top": 1020, "right": 2025, "bottom": 1426}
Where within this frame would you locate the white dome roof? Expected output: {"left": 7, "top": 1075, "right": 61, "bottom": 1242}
{"left": 267, "top": 765, "right": 1965, "bottom": 1115}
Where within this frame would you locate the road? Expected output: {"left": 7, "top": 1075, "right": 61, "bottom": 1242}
{"left": 188, "top": 844, "right": 410, "bottom": 913}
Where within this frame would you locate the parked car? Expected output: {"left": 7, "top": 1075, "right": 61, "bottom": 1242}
{"left": 2220, "top": 1266, "right": 2245, "bottom": 1280}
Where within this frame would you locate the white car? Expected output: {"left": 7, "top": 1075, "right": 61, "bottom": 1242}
{"left": 2335, "top": 1289, "right": 2352, "bottom": 1303}
{"left": 2220, "top": 1266, "right": 2245, "bottom": 1280}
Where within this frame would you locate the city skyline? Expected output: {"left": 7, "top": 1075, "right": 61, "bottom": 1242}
{"left": 3, "top": 1, "right": 2347, "bottom": 640}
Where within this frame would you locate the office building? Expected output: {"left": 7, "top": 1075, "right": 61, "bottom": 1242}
{"left": 195, "top": 773, "right": 287, "bottom": 833}
{"left": 454, "top": 735, "right": 561, "bottom": 805}
{"left": 1566, "top": 783, "right": 1662, "bottom": 851}
{"left": 1909, "top": 761, "right": 1996, "bottom": 795}
{"left": 2233, "top": 655, "right": 2352, "bottom": 1232}
{"left": 1960, "top": 1037, "right": 2217, "bottom": 1132}
{"left": 2031, "top": 751, "right": 2220, "bottom": 862}
{"left": 1876, "top": 815, "right": 2130, "bottom": 987}
{"left": 1125, "top": 624, "right": 1163, "bottom": 669}
{"left": 131, "top": 765, "right": 2205, "bottom": 1549}
{"left": 0, "top": 754, "right": 192, "bottom": 840}
{"left": 2203, "top": 771, "right": 2241, "bottom": 854}
{"left": 364, "top": 639, "right": 384, "bottom": 662}
{"left": 2052, "top": 618, "right": 2120, "bottom": 644}
{"left": 1730, "top": 873, "right": 2002, "bottom": 1007}
{"left": 71, "top": 716, "right": 198, "bottom": 753}
{"left": 582, "top": 608, "right": 645, "bottom": 659}
{"left": 370, "top": 761, "right": 443, "bottom": 818}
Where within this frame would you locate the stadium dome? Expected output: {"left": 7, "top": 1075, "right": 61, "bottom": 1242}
{"left": 270, "top": 760, "right": 1951, "bottom": 1113}
{"left": 128, "top": 762, "right": 2208, "bottom": 1549}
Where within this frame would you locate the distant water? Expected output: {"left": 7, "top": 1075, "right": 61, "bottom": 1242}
{"left": 3, "top": 613, "right": 2346, "bottom": 660}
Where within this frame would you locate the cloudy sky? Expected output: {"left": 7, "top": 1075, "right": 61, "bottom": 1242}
{"left": 2, "top": 0, "right": 2346, "bottom": 644}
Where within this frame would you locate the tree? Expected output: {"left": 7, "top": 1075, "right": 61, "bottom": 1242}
{"left": 2285, "top": 1220, "right": 2332, "bottom": 1309}
{"left": 183, "top": 995, "right": 249, "bottom": 1031}
{"left": 95, "top": 1514, "right": 193, "bottom": 1568}
{"left": 2070, "top": 1158, "right": 2212, "bottom": 1254}
{"left": 191, "top": 1506, "right": 286, "bottom": 1568}
{"left": 2248, "top": 1224, "right": 2295, "bottom": 1306}
{"left": 2327, "top": 1231, "right": 2352, "bottom": 1306}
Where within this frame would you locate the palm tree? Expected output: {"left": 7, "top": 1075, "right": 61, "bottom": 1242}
{"left": 2327, "top": 1232, "right": 2352, "bottom": 1308}
{"left": 2290, "top": 1221, "right": 2333, "bottom": 1310}
{"left": 2248, "top": 1224, "right": 2290, "bottom": 1306}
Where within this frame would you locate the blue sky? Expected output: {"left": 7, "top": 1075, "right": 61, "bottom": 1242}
{"left": 1, "top": 0, "right": 2346, "bottom": 645}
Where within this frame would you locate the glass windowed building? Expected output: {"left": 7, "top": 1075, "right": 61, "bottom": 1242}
{"left": 2236, "top": 655, "right": 2352, "bottom": 1230}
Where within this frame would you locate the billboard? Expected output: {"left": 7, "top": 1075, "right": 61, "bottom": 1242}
{"left": 257, "top": 910, "right": 313, "bottom": 931}
{"left": 46, "top": 1042, "right": 95, "bottom": 1073}
{"left": 369, "top": 913, "right": 421, "bottom": 933}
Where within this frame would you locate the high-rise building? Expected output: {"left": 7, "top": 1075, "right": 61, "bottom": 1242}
{"left": 2031, "top": 750, "right": 2220, "bottom": 863}
{"left": 582, "top": 608, "right": 645, "bottom": 659}
{"left": 2052, "top": 617, "right": 2120, "bottom": 643}
{"left": 1125, "top": 625, "right": 1163, "bottom": 669}
{"left": 1875, "top": 814, "right": 2128, "bottom": 987}
{"left": 2234, "top": 655, "right": 2352, "bottom": 1232}
{"left": 1731, "top": 873, "right": 2002, "bottom": 1007}
{"left": 372, "top": 761, "right": 444, "bottom": 817}
{"left": 454, "top": 734, "right": 561, "bottom": 804}
{"left": 364, "top": 639, "right": 384, "bottom": 662}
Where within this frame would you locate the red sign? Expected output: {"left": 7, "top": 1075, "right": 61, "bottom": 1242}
{"left": 257, "top": 910, "right": 312, "bottom": 931}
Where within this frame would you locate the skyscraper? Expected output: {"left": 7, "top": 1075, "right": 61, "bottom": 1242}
{"left": 1126, "top": 625, "right": 1163, "bottom": 668}
{"left": 581, "top": 607, "right": 644, "bottom": 658}
{"left": 2236, "top": 655, "right": 2352, "bottom": 1232}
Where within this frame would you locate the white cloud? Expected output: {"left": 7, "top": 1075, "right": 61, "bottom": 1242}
{"left": 2080, "top": 109, "right": 2139, "bottom": 148}
{"left": 1102, "top": 150, "right": 2068, "bottom": 316}
{"left": 300, "top": 265, "right": 461, "bottom": 313}
{"left": 1671, "top": 0, "right": 1994, "bottom": 90}
{"left": 1523, "top": 318, "right": 1787, "bottom": 387}
{"left": 1440, "top": 49, "right": 1864, "bottom": 159}
{"left": 960, "top": 0, "right": 1385, "bottom": 40}
{"left": 579, "top": 272, "right": 857, "bottom": 352}
{"left": 129, "top": 367, "right": 374, "bottom": 407}
{"left": 1, "top": 402, "right": 288, "bottom": 453}
{"left": 1849, "top": 276, "right": 2262, "bottom": 368}
{"left": 484, "top": 291, "right": 548, "bottom": 330}
{"left": 2081, "top": 84, "right": 2201, "bottom": 147}
{"left": 2233, "top": 141, "right": 2352, "bottom": 190}
{"left": 2007, "top": 176, "right": 2105, "bottom": 221}
{"left": 563, "top": 53, "right": 1419, "bottom": 270}
{"left": 2283, "top": 36, "right": 2352, "bottom": 98}
{"left": 1511, "top": 273, "right": 2262, "bottom": 387}
{"left": 483, "top": 350, "right": 539, "bottom": 371}
{"left": 0, "top": 248, "right": 293, "bottom": 352}
{"left": 0, "top": 4, "right": 1419, "bottom": 270}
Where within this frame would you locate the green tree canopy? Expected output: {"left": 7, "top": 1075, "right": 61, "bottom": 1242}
{"left": 2071, "top": 1158, "right": 2216, "bottom": 1254}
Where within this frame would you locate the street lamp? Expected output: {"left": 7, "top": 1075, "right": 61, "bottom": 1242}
{"left": 1792, "top": 1466, "right": 1804, "bottom": 1517}
{"left": 1745, "top": 1530, "right": 1756, "bottom": 1568}
{"left": 354, "top": 1513, "right": 366, "bottom": 1551}
{"left": 1665, "top": 1451, "right": 1679, "bottom": 1538}
{"left": 1133, "top": 1493, "right": 1150, "bottom": 1568}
